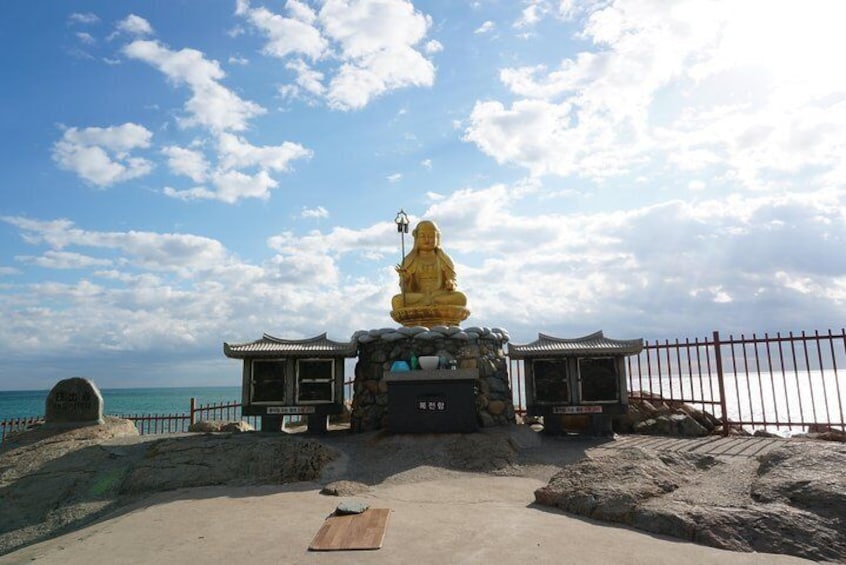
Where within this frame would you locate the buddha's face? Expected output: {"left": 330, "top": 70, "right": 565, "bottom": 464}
{"left": 415, "top": 223, "right": 437, "bottom": 251}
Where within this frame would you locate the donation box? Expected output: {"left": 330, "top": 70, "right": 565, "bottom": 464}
{"left": 385, "top": 369, "right": 478, "bottom": 433}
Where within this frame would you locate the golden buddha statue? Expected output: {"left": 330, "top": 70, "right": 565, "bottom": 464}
{"left": 390, "top": 220, "right": 470, "bottom": 327}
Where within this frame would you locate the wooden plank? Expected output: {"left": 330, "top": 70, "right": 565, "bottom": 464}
{"left": 309, "top": 508, "right": 391, "bottom": 551}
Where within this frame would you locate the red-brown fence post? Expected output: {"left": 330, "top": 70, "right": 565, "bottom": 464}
{"left": 189, "top": 397, "right": 196, "bottom": 425}
{"left": 712, "top": 330, "right": 729, "bottom": 436}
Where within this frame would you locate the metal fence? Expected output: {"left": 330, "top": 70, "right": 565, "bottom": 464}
{"left": 0, "top": 416, "right": 44, "bottom": 443}
{"left": 1, "top": 399, "right": 261, "bottom": 442}
{"left": 119, "top": 399, "right": 262, "bottom": 435}
{"left": 627, "top": 329, "right": 846, "bottom": 433}
{"left": 506, "top": 328, "right": 846, "bottom": 434}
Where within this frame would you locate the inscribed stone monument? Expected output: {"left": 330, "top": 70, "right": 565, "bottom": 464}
{"left": 45, "top": 377, "right": 105, "bottom": 426}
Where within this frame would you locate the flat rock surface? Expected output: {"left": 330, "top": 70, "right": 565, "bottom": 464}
{"left": 535, "top": 441, "right": 846, "bottom": 563}
{"left": 0, "top": 420, "right": 336, "bottom": 555}
{"left": 0, "top": 423, "right": 840, "bottom": 563}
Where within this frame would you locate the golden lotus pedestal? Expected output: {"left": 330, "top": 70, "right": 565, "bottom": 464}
{"left": 390, "top": 304, "right": 470, "bottom": 328}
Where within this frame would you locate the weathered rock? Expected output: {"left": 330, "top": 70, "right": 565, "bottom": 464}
{"left": 751, "top": 443, "right": 846, "bottom": 520}
{"left": 335, "top": 501, "right": 368, "bottom": 515}
{"left": 671, "top": 412, "right": 709, "bottom": 437}
{"left": 320, "top": 480, "right": 371, "bottom": 496}
{"left": 534, "top": 443, "right": 846, "bottom": 563}
{"left": 1, "top": 416, "right": 137, "bottom": 449}
{"left": 633, "top": 416, "right": 672, "bottom": 435}
{"left": 817, "top": 429, "right": 846, "bottom": 442}
{"left": 617, "top": 394, "right": 733, "bottom": 437}
{"left": 798, "top": 427, "right": 846, "bottom": 443}
{"left": 188, "top": 420, "right": 254, "bottom": 433}
{"left": 535, "top": 448, "right": 717, "bottom": 521}
{"left": 487, "top": 400, "right": 506, "bottom": 415}
{"left": 124, "top": 436, "right": 336, "bottom": 493}
{"left": 0, "top": 429, "right": 337, "bottom": 556}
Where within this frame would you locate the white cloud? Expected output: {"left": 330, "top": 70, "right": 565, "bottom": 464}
{"left": 52, "top": 123, "right": 154, "bottom": 187}
{"left": 279, "top": 58, "right": 327, "bottom": 101}
{"left": 514, "top": 2, "right": 546, "bottom": 28}
{"left": 463, "top": 0, "right": 846, "bottom": 190}
{"left": 228, "top": 56, "right": 249, "bottom": 65}
{"left": 474, "top": 21, "right": 495, "bottom": 34}
{"left": 123, "top": 39, "right": 266, "bottom": 132}
{"left": 210, "top": 169, "right": 278, "bottom": 203}
{"left": 300, "top": 206, "right": 329, "bottom": 219}
{"left": 424, "top": 40, "right": 443, "bottom": 54}
{"left": 421, "top": 158, "right": 432, "bottom": 169}
{"left": 238, "top": 0, "right": 436, "bottom": 111}
{"left": 4, "top": 216, "right": 232, "bottom": 275}
{"left": 164, "top": 169, "right": 278, "bottom": 204}
{"left": 117, "top": 14, "right": 154, "bottom": 37}
{"left": 3, "top": 181, "right": 845, "bottom": 371}
{"left": 76, "top": 32, "right": 96, "bottom": 45}
{"left": 216, "top": 133, "right": 312, "bottom": 172}
{"left": 0, "top": 215, "right": 389, "bottom": 363}
{"left": 387, "top": 173, "right": 402, "bottom": 183}
{"left": 69, "top": 13, "right": 99, "bottom": 25}
{"left": 117, "top": 33, "right": 310, "bottom": 204}
{"left": 237, "top": 0, "right": 327, "bottom": 59}
{"left": 161, "top": 133, "right": 312, "bottom": 203}
{"left": 162, "top": 145, "right": 209, "bottom": 183}
{"left": 17, "top": 251, "right": 112, "bottom": 270}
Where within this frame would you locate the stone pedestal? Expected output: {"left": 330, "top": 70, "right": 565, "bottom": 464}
{"left": 350, "top": 326, "right": 515, "bottom": 432}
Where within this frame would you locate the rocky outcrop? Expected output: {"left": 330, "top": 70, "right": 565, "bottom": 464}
{"left": 796, "top": 424, "right": 846, "bottom": 443}
{"left": 187, "top": 420, "right": 255, "bottom": 433}
{"left": 0, "top": 425, "right": 336, "bottom": 556}
{"left": 617, "top": 393, "right": 846, "bottom": 442}
{"left": 535, "top": 443, "right": 846, "bottom": 563}
{"left": 122, "top": 434, "right": 333, "bottom": 493}
{"left": 614, "top": 392, "right": 725, "bottom": 437}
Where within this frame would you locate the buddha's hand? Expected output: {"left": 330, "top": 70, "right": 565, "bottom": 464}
{"left": 395, "top": 265, "right": 409, "bottom": 286}
{"left": 444, "top": 279, "right": 456, "bottom": 291}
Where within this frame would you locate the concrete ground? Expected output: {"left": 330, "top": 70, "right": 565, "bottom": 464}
{"left": 1, "top": 473, "right": 812, "bottom": 565}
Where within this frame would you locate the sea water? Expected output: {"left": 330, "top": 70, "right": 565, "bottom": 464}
{"left": 0, "top": 386, "right": 241, "bottom": 420}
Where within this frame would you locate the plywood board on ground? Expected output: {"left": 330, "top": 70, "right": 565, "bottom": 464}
{"left": 309, "top": 508, "right": 391, "bottom": 551}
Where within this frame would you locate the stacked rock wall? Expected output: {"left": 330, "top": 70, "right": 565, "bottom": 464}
{"left": 350, "top": 326, "right": 515, "bottom": 432}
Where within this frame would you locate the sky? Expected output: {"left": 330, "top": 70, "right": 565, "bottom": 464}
{"left": 2, "top": 0, "right": 846, "bottom": 391}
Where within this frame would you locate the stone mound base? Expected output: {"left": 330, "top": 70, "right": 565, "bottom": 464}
{"left": 351, "top": 326, "right": 515, "bottom": 431}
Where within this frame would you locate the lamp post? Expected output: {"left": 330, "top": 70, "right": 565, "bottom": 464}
{"left": 394, "top": 209, "right": 409, "bottom": 306}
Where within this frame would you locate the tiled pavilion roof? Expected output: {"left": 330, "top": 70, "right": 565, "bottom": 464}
{"left": 223, "top": 333, "right": 357, "bottom": 358}
{"left": 508, "top": 331, "right": 643, "bottom": 358}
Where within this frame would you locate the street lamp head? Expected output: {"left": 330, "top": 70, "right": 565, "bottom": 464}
{"left": 394, "top": 209, "right": 409, "bottom": 233}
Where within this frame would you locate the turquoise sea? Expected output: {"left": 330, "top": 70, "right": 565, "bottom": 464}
{"left": 0, "top": 386, "right": 242, "bottom": 421}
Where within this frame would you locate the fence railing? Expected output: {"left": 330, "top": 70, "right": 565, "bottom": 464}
{"left": 627, "top": 329, "right": 846, "bottom": 433}
{"left": 0, "top": 416, "right": 44, "bottom": 443}
{"left": 506, "top": 328, "right": 846, "bottom": 434}
{"left": 1, "top": 399, "right": 261, "bottom": 442}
